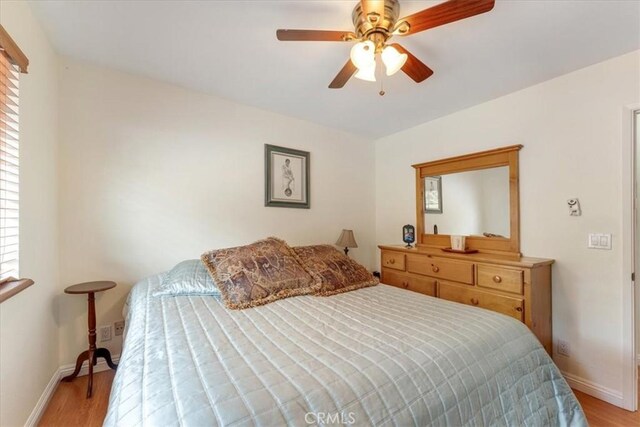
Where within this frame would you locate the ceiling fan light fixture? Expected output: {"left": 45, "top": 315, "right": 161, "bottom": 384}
{"left": 350, "top": 40, "right": 376, "bottom": 70}
{"left": 354, "top": 64, "right": 376, "bottom": 82}
{"left": 381, "top": 45, "right": 408, "bottom": 76}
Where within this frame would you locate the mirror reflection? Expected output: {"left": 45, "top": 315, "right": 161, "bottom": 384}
{"left": 424, "top": 166, "right": 510, "bottom": 237}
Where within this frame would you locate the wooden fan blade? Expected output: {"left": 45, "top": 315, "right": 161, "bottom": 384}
{"left": 276, "top": 29, "right": 355, "bottom": 42}
{"left": 399, "top": 0, "right": 495, "bottom": 36}
{"left": 329, "top": 60, "right": 357, "bottom": 89}
{"left": 390, "top": 44, "right": 433, "bottom": 83}
{"left": 361, "top": 0, "right": 385, "bottom": 23}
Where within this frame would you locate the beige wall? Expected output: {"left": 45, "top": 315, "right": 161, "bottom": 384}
{"left": 375, "top": 51, "right": 640, "bottom": 397}
{"left": 0, "top": 1, "right": 60, "bottom": 426}
{"left": 57, "top": 59, "right": 376, "bottom": 364}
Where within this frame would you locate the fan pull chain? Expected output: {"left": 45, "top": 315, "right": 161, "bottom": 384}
{"left": 379, "top": 69, "right": 385, "bottom": 96}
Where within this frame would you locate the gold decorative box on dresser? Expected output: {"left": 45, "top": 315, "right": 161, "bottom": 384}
{"left": 379, "top": 246, "right": 553, "bottom": 354}
{"left": 382, "top": 144, "right": 555, "bottom": 355}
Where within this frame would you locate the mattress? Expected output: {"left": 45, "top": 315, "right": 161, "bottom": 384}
{"left": 104, "top": 274, "right": 586, "bottom": 426}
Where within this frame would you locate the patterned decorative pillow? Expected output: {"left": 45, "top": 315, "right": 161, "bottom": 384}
{"left": 201, "top": 237, "right": 320, "bottom": 310}
{"left": 153, "top": 259, "right": 220, "bottom": 297}
{"left": 293, "top": 244, "right": 378, "bottom": 296}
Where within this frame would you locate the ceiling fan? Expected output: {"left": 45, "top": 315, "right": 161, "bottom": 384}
{"left": 276, "top": 0, "right": 495, "bottom": 89}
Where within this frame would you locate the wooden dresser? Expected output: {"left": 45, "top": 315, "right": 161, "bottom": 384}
{"left": 379, "top": 245, "right": 554, "bottom": 354}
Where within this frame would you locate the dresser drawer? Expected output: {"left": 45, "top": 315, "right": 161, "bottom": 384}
{"left": 406, "top": 255, "right": 474, "bottom": 284}
{"left": 382, "top": 251, "right": 405, "bottom": 271}
{"left": 382, "top": 269, "right": 408, "bottom": 288}
{"left": 477, "top": 265, "right": 524, "bottom": 295}
{"left": 439, "top": 282, "right": 524, "bottom": 321}
{"left": 382, "top": 270, "right": 437, "bottom": 297}
{"left": 406, "top": 275, "right": 437, "bottom": 297}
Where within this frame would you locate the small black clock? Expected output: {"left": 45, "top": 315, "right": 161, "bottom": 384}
{"left": 402, "top": 224, "right": 415, "bottom": 248}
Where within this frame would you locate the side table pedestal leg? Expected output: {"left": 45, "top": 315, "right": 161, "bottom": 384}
{"left": 95, "top": 347, "right": 118, "bottom": 370}
{"left": 61, "top": 350, "right": 89, "bottom": 382}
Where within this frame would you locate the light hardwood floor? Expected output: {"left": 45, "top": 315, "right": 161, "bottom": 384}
{"left": 38, "top": 371, "right": 115, "bottom": 427}
{"left": 573, "top": 386, "right": 640, "bottom": 427}
{"left": 38, "top": 371, "right": 640, "bottom": 427}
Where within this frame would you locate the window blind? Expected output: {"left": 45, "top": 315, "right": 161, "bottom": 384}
{"left": 0, "top": 51, "right": 20, "bottom": 280}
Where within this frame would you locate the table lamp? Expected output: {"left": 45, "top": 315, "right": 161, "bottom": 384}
{"left": 336, "top": 229, "right": 358, "bottom": 256}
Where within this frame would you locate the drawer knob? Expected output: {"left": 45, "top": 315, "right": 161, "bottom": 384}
{"left": 470, "top": 298, "right": 479, "bottom": 306}
{"left": 493, "top": 275, "right": 502, "bottom": 283}
{"left": 402, "top": 281, "right": 409, "bottom": 289}
{"left": 432, "top": 265, "right": 440, "bottom": 273}
{"left": 388, "top": 259, "right": 395, "bottom": 265}
{"left": 515, "top": 307, "right": 523, "bottom": 312}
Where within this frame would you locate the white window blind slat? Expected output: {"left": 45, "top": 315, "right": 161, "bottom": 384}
{"left": 0, "top": 117, "right": 18, "bottom": 133}
{"left": 0, "top": 160, "right": 19, "bottom": 170}
{"left": 1, "top": 181, "right": 20, "bottom": 192}
{"left": 0, "top": 200, "right": 18, "bottom": 209}
{"left": 0, "top": 118, "right": 19, "bottom": 132}
{"left": 0, "top": 85, "right": 18, "bottom": 99}
{"left": 1, "top": 151, "right": 19, "bottom": 161}
{"left": 0, "top": 51, "right": 19, "bottom": 280}
{"left": 0, "top": 103, "right": 19, "bottom": 117}
{"left": 1, "top": 127, "right": 19, "bottom": 142}
{"left": 0, "top": 253, "right": 18, "bottom": 263}
{"left": 0, "top": 108, "right": 18, "bottom": 122}
{"left": 0, "top": 170, "right": 20, "bottom": 182}
{"left": 0, "top": 94, "right": 18, "bottom": 110}
{"left": 0, "top": 134, "right": 19, "bottom": 149}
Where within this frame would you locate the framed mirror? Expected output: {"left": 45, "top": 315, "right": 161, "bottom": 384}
{"left": 413, "top": 145, "right": 522, "bottom": 256}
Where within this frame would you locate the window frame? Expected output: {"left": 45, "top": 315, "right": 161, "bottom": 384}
{"left": 0, "top": 24, "right": 32, "bottom": 303}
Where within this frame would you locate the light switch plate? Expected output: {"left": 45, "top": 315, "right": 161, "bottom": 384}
{"left": 99, "top": 325, "right": 112, "bottom": 342}
{"left": 588, "top": 233, "right": 612, "bottom": 250}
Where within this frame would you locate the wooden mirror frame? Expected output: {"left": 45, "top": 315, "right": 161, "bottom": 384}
{"left": 413, "top": 144, "right": 523, "bottom": 256}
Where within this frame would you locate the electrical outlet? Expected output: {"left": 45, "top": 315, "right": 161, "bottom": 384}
{"left": 99, "top": 325, "right": 112, "bottom": 342}
{"left": 114, "top": 320, "right": 125, "bottom": 336}
{"left": 557, "top": 339, "right": 570, "bottom": 357}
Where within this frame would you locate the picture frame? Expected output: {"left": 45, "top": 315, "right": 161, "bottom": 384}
{"left": 424, "top": 176, "right": 443, "bottom": 214}
{"left": 265, "top": 144, "right": 310, "bottom": 209}
{"left": 402, "top": 224, "right": 415, "bottom": 248}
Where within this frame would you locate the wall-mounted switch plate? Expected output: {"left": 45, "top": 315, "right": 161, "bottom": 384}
{"left": 588, "top": 233, "right": 612, "bottom": 250}
{"left": 99, "top": 325, "right": 112, "bottom": 342}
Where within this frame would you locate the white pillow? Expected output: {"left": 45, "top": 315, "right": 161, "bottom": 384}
{"left": 153, "top": 259, "right": 220, "bottom": 297}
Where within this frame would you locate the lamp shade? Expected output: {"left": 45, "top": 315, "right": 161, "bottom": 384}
{"left": 350, "top": 41, "right": 375, "bottom": 70}
{"left": 336, "top": 229, "right": 358, "bottom": 249}
{"left": 354, "top": 64, "right": 376, "bottom": 82}
{"left": 381, "top": 45, "right": 408, "bottom": 76}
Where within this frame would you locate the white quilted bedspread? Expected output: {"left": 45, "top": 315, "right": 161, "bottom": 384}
{"left": 104, "top": 274, "right": 586, "bottom": 427}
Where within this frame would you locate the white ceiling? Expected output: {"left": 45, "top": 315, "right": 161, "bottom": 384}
{"left": 30, "top": 0, "right": 640, "bottom": 138}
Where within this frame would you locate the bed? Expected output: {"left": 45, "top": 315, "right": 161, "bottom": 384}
{"left": 104, "top": 273, "right": 586, "bottom": 426}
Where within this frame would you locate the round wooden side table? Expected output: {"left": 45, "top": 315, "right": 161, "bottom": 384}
{"left": 61, "top": 281, "right": 118, "bottom": 398}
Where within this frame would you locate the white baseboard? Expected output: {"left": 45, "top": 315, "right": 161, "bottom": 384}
{"left": 25, "top": 354, "right": 120, "bottom": 427}
{"left": 562, "top": 371, "right": 624, "bottom": 408}
{"left": 24, "top": 367, "right": 61, "bottom": 427}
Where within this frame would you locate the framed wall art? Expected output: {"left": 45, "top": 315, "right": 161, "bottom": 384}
{"left": 424, "top": 176, "right": 442, "bottom": 214}
{"left": 265, "top": 144, "right": 310, "bottom": 209}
